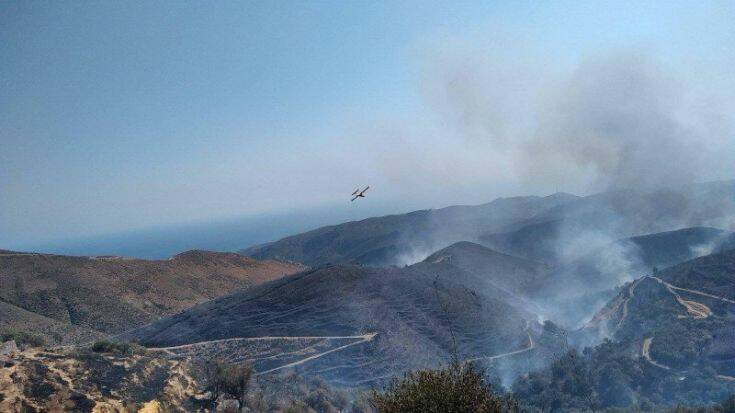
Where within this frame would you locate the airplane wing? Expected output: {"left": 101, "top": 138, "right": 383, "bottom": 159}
{"left": 360, "top": 186, "right": 370, "bottom": 194}
{"left": 352, "top": 188, "right": 360, "bottom": 195}
{"left": 351, "top": 195, "right": 359, "bottom": 202}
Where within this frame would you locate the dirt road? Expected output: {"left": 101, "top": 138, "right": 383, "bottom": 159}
{"left": 637, "top": 276, "right": 735, "bottom": 381}
{"left": 144, "top": 333, "right": 379, "bottom": 376}
{"left": 641, "top": 337, "right": 671, "bottom": 370}
{"left": 649, "top": 276, "right": 735, "bottom": 304}
{"left": 148, "top": 333, "right": 378, "bottom": 352}
{"left": 616, "top": 278, "right": 643, "bottom": 327}
{"left": 648, "top": 277, "right": 713, "bottom": 319}
{"left": 465, "top": 328, "right": 534, "bottom": 363}
{"left": 254, "top": 333, "right": 378, "bottom": 375}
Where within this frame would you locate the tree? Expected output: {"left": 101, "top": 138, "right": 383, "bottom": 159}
{"left": 202, "top": 358, "right": 253, "bottom": 410}
{"left": 370, "top": 362, "right": 517, "bottom": 413}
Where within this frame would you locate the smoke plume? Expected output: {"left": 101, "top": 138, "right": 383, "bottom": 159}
{"left": 423, "top": 48, "right": 734, "bottom": 193}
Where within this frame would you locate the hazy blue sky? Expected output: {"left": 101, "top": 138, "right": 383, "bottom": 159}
{"left": 2, "top": 1, "right": 734, "bottom": 249}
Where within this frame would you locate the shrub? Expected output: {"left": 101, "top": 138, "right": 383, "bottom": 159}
{"left": 282, "top": 402, "right": 311, "bottom": 413}
{"left": 1, "top": 331, "right": 46, "bottom": 348}
{"left": 90, "top": 340, "right": 147, "bottom": 356}
{"left": 201, "top": 358, "right": 253, "bottom": 410}
{"left": 370, "top": 362, "right": 517, "bottom": 413}
{"left": 670, "top": 395, "right": 735, "bottom": 413}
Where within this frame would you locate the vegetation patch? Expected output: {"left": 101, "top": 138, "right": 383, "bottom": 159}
{"left": 371, "top": 362, "right": 517, "bottom": 413}
{"left": 90, "top": 340, "right": 147, "bottom": 356}
{"left": 1, "top": 331, "right": 46, "bottom": 348}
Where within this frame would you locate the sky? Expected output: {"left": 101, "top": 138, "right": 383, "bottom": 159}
{"left": 1, "top": 1, "right": 734, "bottom": 251}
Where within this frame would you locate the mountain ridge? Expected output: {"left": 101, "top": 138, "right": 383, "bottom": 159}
{"left": 242, "top": 180, "right": 735, "bottom": 267}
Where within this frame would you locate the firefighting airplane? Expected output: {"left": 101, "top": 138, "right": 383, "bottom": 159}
{"left": 351, "top": 186, "right": 370, "bottom": 202}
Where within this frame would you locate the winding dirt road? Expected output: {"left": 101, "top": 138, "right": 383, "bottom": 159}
{"left": 648, "top": 277, "right": 713, "bottom": 319}
{"left": 649, "top": 276, "right": 735, "bottom": 304}
{"left": 640, "top": 277, "right": 735, "bottom": 381}
{"left": 616, "top": 278, "right": 643, "bottom": 328}
{"left": 592, "top": 275, "right": 733, "bottom": 331}
{"left": 148, "top": 326, "right": 536, "bottom": 375}
{"left": 465, "top": 326, "right": 534, "bottom": 363}
{"left": 147, "top": 333, "right": 378, "bottom": 352}
{"left": 254, "top": 333, "right": 377, "bottom": 376}
{"left": 145, "top": 333, "right": 379, "bottom": 376}
{"left": 584, "top": 277, "right": 642, "bottom": 330}
{"left": 641, "top": 337, "right": 671, "bottom": 370}
{"left": 642, "top": 338, "right": 735, "bottom": 382}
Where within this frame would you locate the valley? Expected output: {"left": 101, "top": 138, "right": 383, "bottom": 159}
{"left": 7, "top": 3, "right": 735, "bottom": 410}
{"left": 3, "top": 181, "right": 735, "bottom": 411}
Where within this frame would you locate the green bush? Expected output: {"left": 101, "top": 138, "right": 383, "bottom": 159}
{"left": 370, "top": 362, "right": 517, "bottom": 413}
{"left": 90, "top": 340, "right": 147, "bottom": 355}
{"left": 1, "top": 331, "right": 46, "bottom": 348}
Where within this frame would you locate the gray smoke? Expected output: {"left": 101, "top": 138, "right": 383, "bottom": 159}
{"left": 412, "top": 48, "right": 735, "bottom": 334}
{"left": 424, "top": 49, "right": 733, "bottom": 193}
{"left": 522, "top": 52, "right": 710, "bottom": 190}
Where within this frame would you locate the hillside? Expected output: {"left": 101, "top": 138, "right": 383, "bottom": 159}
{"left": 436, "top": 228, "right": 735, "bottom": 330}
{"left": 242, "top": 181, "right": 735, "bottom": 268}
{"left": 0, "top": 344, "right": 368, "bottom": 412}
{"left": 0, "top": 250, "right": 303, "bottom": 342}
{"left": 0, "top": 300, "right": 103, "bottom": 345}
{"left": 625, "top": 227, "right": 735, "bottom": 270}
{"left": 0, "top": 346, "right": 200, "bottom": 412}
{"left": 541, "top": 226, "right": 735, "bottom": 297}
{"left": 575, "top": 233, "right": 735, "bottom": 337}
{"left": 422, "top": 241, "right": 549, "bottom": 295}
{"left": 122, "top": 263, "right": 541, "bottom": 388}
{"left": 583, "top": 249, "right": 735, "bottom": 378}
{"left": 515, "top": 249, "right": 735, "bottom": 410}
